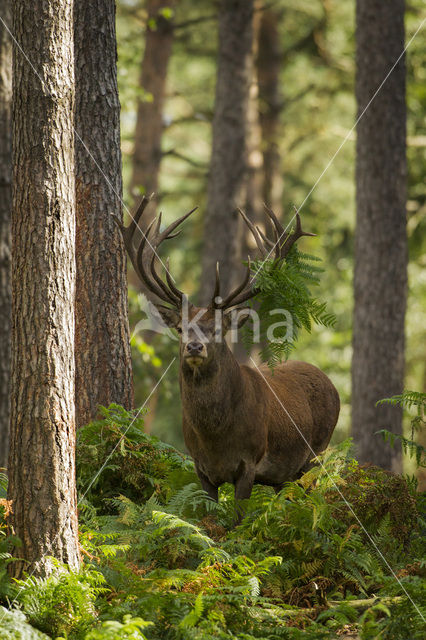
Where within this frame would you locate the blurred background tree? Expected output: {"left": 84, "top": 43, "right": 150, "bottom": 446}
{"left": 352, "top": 0, "right": 407, "bottom": 473}
{"left": 115, "top": 0, "right": 425, "bottom": 471}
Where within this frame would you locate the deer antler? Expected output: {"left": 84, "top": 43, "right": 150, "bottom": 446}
{"left": 113, "top": 195, "right": 197, "bottom": 307}
{"left": 212, "top": 205, "right": 315, "bottom": 309}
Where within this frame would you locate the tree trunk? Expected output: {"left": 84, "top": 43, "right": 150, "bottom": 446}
{"left": 0, "top": 1, "right": 12, "bottom": 469}
{"left": 8, "top": 0, "right": 80, "bottom": 577}
{"left": 200, "top": 0, "right": 254, "bottom": 306}
{"left": 257, "top": 7, "right": 283, "bottom": 216}
{"left": 352, "top": 0, "right": 407, "bottom": 472}
{"left": 74, "top": 0, "right": 133, "bottom": 430}
{"left": 130, "top": 0, "right": 176, "bottom": 208}
{"left": 243, "top": 0, "right": 262, "bottom": 245}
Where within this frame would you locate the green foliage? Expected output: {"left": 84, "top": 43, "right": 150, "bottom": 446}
{"left": 0, "top": 473, "right": 19, "bottom": 601}
{"left": 376, "top": 390, "right": 426, "bottom": 467}
{"left": 13, "top": 560, "right": 107, "bottom": 638}
{"left": 84, "top": 615, "right": 153, "bottom": 640}
{"left": 243, "top": 246, "right": 336, "bottom": 366}
{"left": 77, "top": 404, "right": 194, "bottom": 513}
{"left": 71, "top": 435, "right": 420, "bottom": 640}
{"left": 334, "top": 461, "right": 419, "bottom": 548}
{"left": 2, "top": 410, "right": 424, "bottom": 639}
{"left": 0, "top": 606, "right": 50, "bottom": 639}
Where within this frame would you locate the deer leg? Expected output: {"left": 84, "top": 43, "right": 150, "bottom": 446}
{"left": 195, "top": 466, "right": 218, "bottom": 502}
{"left": 233, "top": 461, "right": 256, "bottom": 525}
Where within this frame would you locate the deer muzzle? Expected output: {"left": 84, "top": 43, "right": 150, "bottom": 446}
{"left": 184, "top": 340, "right": 207, "bottom": 366}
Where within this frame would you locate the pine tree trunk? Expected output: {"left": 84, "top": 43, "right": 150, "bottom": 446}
{"left": 74, "top": 0, "right": 133, "bottom": 430}
{"left": 352, "top": 0, "right": 407, "bottom": 472}
{"left": 200, "top": 0, "right": 254, "bottom": 306}
{"left": 8, "top": 0, "right": 80, "bottom": 577}
{"left": 130, "top": 0, "right": 175, "bottom": 206}
{"left": 0, "top": 1, "right": 12, "bottom": 469}
{"left": 243, "top": 0, "right": 262, "bottom": 242}
{"left": 257, "top": 7, "right": 283, "bottom": 215}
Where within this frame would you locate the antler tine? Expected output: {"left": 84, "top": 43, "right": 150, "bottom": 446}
{"left": 116, "top": 198, "right": 197, "bottom": 308}
{"left": 237, "top": 208, "right": 268, "bottom": 258}
{"left": 256, "top": 225, "right": 274, "bottom": 249}
{"left": 149, "top": 248, "right": 180, "bottom": 305}
{"left": 142, "top": 205, "right": 199, "bottom": 306}
{"left": 147, "top": 206, "right": 198, "bottom": 306}
{"left": 111, "top": 194, "right": 152, "bottom": 257}
{"left": 263, "top": 203, "right": 285, "bottom": 236}
{"left": 218, "top": 205, "right": 314, "bottom": 311}
{"left": 263, "top": 203, "right": 290, "bottom": 260}
{"left": 217, "top": 256, "right": 252, "bottom": 309}
{"left": 154, "top": 210, "right": 162, "bottom": 235}
{"left": 157, "top": 206, "right": 198, "bottom": 244}
{"left": 133, "top": 217, "right": 170, "bottom": 302}
{"left": 280, "top": 212, "right": 316, "bottom": 259}
{"left": 165, "top": 257, "right": 185, "bottom": 302}
{"left": 125, "top": 195, "right": 152, "bottom": 249}
{"left": 211, "top": 262, "right": 221, "bottom": 306}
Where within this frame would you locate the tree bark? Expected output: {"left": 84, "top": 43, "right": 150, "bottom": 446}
{"left": 130, "top": 0, "right": 176, "bottom": 207}
{"left": 257, "top": 7, "right": 283, "bottom": 216}
{"left": 74, "top": 0, "right": 133, "bottom": 430}
{"left": 352, "top": 0, "right": 407, "bottom": 472}
{"left": 243, "top": 0, "right": 262, "bottom": 245}
{"left": 0, "top": 1, "right": 12, "bottom": 469}
{"left": 200, "top": 0, "right": 254, "bottom": 306}
{"left": 8, "top": 0, "right": 80, "bottom": 577}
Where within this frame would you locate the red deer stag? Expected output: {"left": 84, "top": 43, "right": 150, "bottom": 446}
{"left": 114, "top": 197, "right": 339, "bottom": 508}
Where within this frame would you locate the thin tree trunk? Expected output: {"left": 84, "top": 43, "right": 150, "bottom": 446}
{"left": 200, "top": 0, "right": 254, "bottom": 306}
{"left": 128, "top": 1, "right": 176, "bottom": 425}
{"left": 233, "top": 2, "right": 261, "bottom": 365}
{"left": 8, "top": 0, "right": 80, "bottom": 577}
{"left": 74, "top": 0, "right": 133, "bottom": 430}
{"left": 352, "top": 0, "right": 407, "bottom": 472}
{"left": 0, "top": 1, "right": 12, "bottom": 469}
{"left": 243, "top": 0, "right": 263, "bottom": 243}
{"left": 130, "top": 0, "right": 175, "bottom": 208}
{"left": 128, "top": 2, "right": 175, "bottom": 291}
{"left": 257, "top": 7, "right": 283, "bottom": 216}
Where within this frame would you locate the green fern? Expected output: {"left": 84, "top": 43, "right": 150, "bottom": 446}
{"left": 376, "top": 390, "right": 426, "bottom": 467}
{"left": 242, "top": 246, "right": 336, "bottom": 367}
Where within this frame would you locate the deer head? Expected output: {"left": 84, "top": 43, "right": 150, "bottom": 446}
{"left": 113, "top": 196, "right": 314, "bottom": 370}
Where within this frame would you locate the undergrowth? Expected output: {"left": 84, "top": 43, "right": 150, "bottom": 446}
{"left": 0, "top": 405, "right": 425, "bottom": 639}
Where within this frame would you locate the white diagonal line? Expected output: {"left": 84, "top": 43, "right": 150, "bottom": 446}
{"left": 250, "top": 15, "right": 426, "bottom": 284}
{"left": 250, "top": 356, "right": 425, "bottom": 620}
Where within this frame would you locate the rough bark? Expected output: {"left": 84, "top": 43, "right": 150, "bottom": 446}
{"left": 352, "top": 0, "right": 407, "bottom": 472}
{"left": 257, "top": 7, "right": 283, "bottom": 216}
{"left": 8, "top": 0, "right": 80, "bottom": 577}
{"left": 0, "top": 1, "right": 12, "bottom": 469}
{"left": 74, "top": 0, "right": 133, "bottom": 430}
{"left": 130, "top": 0, "right": 176, "bottom": 209}
{"left": 200, "top": 0, "right": 254, "bottom": 306}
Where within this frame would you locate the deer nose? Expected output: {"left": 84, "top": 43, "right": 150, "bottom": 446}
{"left": 186, "top": 341, "right": 204, "bottom": 355}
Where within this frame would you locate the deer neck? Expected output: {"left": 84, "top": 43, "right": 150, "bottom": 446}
{"left": 180, "top": 342, "right": 243, "bottom": 431}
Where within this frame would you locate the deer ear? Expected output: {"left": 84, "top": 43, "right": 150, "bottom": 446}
{"left": 223, "top": 308, "right": 251, "bottom": 332}
{"left": 155, "top": 305, "right": 181, "bottom": 328}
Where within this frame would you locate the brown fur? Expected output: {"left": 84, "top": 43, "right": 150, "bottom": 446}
{"left": 161, "top": 305, "right": 340, "bottom": 503}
